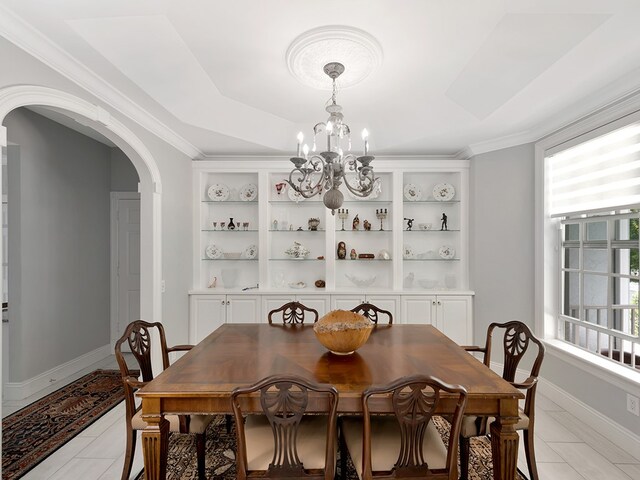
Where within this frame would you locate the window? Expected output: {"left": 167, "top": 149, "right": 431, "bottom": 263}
{"left": 547, "top": 123, "right": 640, "bottom": 370}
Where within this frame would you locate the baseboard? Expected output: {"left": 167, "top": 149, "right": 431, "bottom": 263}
{"left": 490, "top": 361, "right": 640, "bottom": 463}
{"left": 3, "top": 344, "right": 112, "bottom": 401}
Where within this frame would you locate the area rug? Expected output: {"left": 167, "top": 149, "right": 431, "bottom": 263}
{"left": 2, "top": 369, "right": 132, "bottom": 480}
{"left": 135, "top": 415, "right": 526, "bottom": 480}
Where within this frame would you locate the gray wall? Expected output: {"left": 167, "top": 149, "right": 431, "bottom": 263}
{"left": 6, "top": 108, "right": 112, "bottom": 382}
{"left": 110, "top": 147, "right": 139, "bottom": 192}
{"left": 470, "top": 143, "right": 640, "bottom": 437}
{"left": 470, "top": 143, "right": 536, "bottom": 341}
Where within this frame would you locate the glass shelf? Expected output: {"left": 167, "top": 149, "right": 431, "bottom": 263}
{"left": 339, "top": 200, "right": 392, "bottom": 204}
{"left": 201, "top": 258, "right": 259, "bottom": 261}
{"left": 269, "top": 201, "right": 323, "bottom": 205}
{"left": 335, "top": 229, "right": 392, "bottom": 233}
{"left": 403, "top": 229, "right": 460, "bottom": 232}
{"left": 403, "top": 200, "right": 460, "bottom": 204}
{"left": 269, "top": 258, "right": 326, "bottom": 261}
{"left": 202, "top": 229, "right": 259, "bottom": 232}
{"left": 202, "top": 200, "right": 258, "bottom": 204}
{"left": 403, "top": 258, "right": 460, "bottom": 261}
{"left": 269, "top": 229, "right": 325, "bottom": 233}
{"left": 335, "top": 258, "right": 392, "bottom": 261}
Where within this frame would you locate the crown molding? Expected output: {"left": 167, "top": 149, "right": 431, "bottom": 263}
{"left": 0, "top": 3, "right": 203, "bottom": 159}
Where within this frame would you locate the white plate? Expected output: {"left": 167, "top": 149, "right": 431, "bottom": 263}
{"left": 346, "top": 176, "right": 381, "bottom": 200}
{"left": 438, "top": 245, "right": 455, "bottom": 259}
{"left": 239, "top": 183, "right": 258, "bottom": 201}
{"left": 403, "top": 245, "right": 415, "bottom": 259}
{"left": 288, "top": 281, "right": 306, "bottom": 289}
{"left": 205, "top": 244, "right": 223, "bottom": 259}
{"left": 287, "top": 187, "right": 305, "bottom": 202}
{"left": 207, "top": 184, "right": 230, "bottom": 201}
{"left": 243, "top": 244, "right": 258, "bottom": 259}
{"left": 433, "top": 183, "right": 455, "bottom": 201}
{"left": 403, "top": 183, "right": 422, "bottom": 201}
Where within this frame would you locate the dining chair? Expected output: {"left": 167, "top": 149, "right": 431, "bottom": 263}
{"left": 341, "top": 374, "right": 467, "bottom": 479}
{"left": 231, "top": 374, "right": 339, "bottom": 479}
{"left": 268, "top": 301, "right": 319, "bottom": 324}
{"left": 114, "top": 320, "right": 213, "bottom": 480}
{"left": 351, "top": 302, "right": 393, "bottom": 324}
{"left": 460, "top": 320, "right": 545, "bottom": 480}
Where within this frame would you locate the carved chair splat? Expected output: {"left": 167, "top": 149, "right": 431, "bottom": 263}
{"left": 351, "top": 302, "right": 393, "bottom": 325}
{"left": 268, "top": 301, "right": 319, "bottom": 324}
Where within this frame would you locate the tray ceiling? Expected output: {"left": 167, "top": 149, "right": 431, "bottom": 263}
{"left": 2, "top": 0, "right": 640, "bottom": 157}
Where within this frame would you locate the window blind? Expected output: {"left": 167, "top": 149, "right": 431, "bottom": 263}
{"left": 548, "top": 123, "right": 640, "bottom": 216}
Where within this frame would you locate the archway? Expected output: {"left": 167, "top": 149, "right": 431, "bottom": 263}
{"left": 0, "top": 85, "right": 163, "bottom": 407}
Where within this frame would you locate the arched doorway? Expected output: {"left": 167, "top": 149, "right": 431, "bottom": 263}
{"left": 0, "top": 85, "right": 162, "bottom": 410}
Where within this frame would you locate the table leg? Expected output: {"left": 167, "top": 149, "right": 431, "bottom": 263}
{"left": 490, "top": 414, "right": 519, "bottom": 480}
{"left": 141, "top": 414, "right": 169, "bottom": 480}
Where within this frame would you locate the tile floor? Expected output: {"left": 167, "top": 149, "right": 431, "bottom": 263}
{"left": 3, "top": 356, "right": 639, "bottom": 480}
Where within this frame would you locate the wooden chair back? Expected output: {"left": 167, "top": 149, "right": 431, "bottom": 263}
{"left": 231, "top": 375, "right": 339, "bottom": 480}
{"left": 351, "top": 302, "right": 393, "bottom": 324}
{"left": 268, "top": 301, "right": 319, "bottom": 324}
{"left": 362, "top": 374, "right": 467, "bottom": 479}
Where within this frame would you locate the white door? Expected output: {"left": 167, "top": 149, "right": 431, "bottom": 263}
{"left": 227, "top": 295, "right": 261, "bottom": 323}
{"left": 436, "top": 296, "right": 472, "bottom": 344}
{"left": 111, "top": 194, "right": 141, "bottom": 344}
{"left": 189, "top": 295, "right": 226, "bottom": 343}
{"left": 401, "top": 295, "right": 437, "bottom": 325}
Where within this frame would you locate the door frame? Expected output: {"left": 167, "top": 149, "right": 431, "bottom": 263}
{"left": 110, "top": 191, "right": 141, "bottom": 346}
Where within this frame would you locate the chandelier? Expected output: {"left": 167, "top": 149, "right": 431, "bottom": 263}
{"left": 288, "top": 62, "right": 379, "bottom": 214}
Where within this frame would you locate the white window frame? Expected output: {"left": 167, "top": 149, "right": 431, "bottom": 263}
{"left": 535, "top": 96, "right": 640, "bottom": 386}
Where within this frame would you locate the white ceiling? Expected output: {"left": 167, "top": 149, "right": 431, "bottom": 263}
{"left": 2, "top": 0, "right": 640, "bottom": 157}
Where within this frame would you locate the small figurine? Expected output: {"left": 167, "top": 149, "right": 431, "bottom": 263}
{"left": 352, "top": 214, "right": 360, "bottom": 231}
{"left": 275, "top": 182, "right": 287, "bottom": 195}
{"left": 337, "top": 241, "right": 347, "bottom": 259}
{"left": 208, "top": 276, "right": 217, "bottom": 288}
{"left": 308, "top": 217, "right": 320, "bottom": 231}
{"left": 404, "top": 217, "right": 414, "bottom": 231}
{"left": 315, "top": 279, "right": 326, "bottom": 288}
{"left": 350, "top": 248, "right": 357, "bottom": 260}
{"left": 363, "top": 219, "right": 372, "bottom": 231}
{"left": 441, "top": 213, "right": 448, "bottom": 231}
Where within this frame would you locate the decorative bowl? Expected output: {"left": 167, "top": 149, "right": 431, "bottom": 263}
{"left": 223, "top": 252, "right": 242, "bottom": 259}
{"left": 345, "top": 273, "right": 376, "bottom": 287}
{"left": 313, "top": 310, "right": 373, "bottom": 355}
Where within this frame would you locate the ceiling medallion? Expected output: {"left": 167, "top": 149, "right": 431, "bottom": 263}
{"left": 286, "top": 25, "right": 383, "bottom": 90}
{"left": 287, "top": 61, "right": 379, "bottom": 214}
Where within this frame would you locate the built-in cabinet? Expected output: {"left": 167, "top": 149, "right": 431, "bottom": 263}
{"left": 191, "top": 160, "right": 473, "bottom": 344}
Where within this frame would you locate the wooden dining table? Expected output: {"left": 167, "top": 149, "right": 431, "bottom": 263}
{"left": 137, "top": 323, "right": 524, "bottom": 480}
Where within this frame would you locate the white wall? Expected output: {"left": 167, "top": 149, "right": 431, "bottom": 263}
{"left": 0, "top": 36, "right": 193, "bottom": 345}
{"left": 6, "top": 108, "right": 112, "bottom": 382}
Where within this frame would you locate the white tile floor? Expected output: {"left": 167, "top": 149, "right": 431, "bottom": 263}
{"left": 3, "top": 356, "right": 640, "bottom": 480}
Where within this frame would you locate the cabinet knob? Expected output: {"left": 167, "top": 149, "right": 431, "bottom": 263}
{"left": 432, "top": 301, "right": 436, "bottom": 306}
{"left": 437, "top": 301, "right": 441, "bottom": 305}
{"left": 226, "top": 301, "right": 230, "bottom": 305}
{"left": 221, "top": 300, "right": 225, "bottom": 305}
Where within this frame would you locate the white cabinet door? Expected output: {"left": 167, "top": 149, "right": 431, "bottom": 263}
{"left": 296, "top": 295, "right": 331, "bottom": 320}
{"left": 436, "top": 296, "right": 472, "bottom": 344}
{"left": 401, "top": 295, "right": 437, "bottom": 325}
{"left": 365, "top": 295, "right": 401, "bottom": 322}
{"left": 331, "top": 295, "right": 364, "bottom": 311}
{"left": 227, "top": 295, "right": 262, "bottom": 323}
{"left": 189, "top": 295, "right": 226, "bottom": 343}
{"left": 262, "top": 295, "right": 295, "bottom": 322}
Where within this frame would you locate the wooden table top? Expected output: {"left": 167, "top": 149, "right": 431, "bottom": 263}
{"left": 138, "top": 324, "right": 522, "bottom": 410}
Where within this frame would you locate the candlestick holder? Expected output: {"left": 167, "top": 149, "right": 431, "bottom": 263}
{"left": 337, "top": 208, "right": 349, "bottom": 231}
{"left": 376, "top": 208, "right": 388, "bottom": 231}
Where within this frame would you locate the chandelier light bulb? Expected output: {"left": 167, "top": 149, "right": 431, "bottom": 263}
{"left": 361, "top": 128, "right": 369, "bottom": 140}
{"left": 296, "top": 131, "right": 304, "bottom": 157}
{"left": 362, "top": 128, "right": 369, "bottom": 156}
{"left": 302, "top": 144, "right": 309, "bottom": 158}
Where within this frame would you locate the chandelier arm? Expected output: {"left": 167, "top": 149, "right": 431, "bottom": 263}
{"left": 287, "top": 155, "right": 327, "bottom": 199}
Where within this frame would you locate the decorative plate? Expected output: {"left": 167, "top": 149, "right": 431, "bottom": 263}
{"left": 207, "top": 183, "right": 230, "bottom": 201}
{"left": 205, "top": 244, "right": 223, "bottom": 259}
{"left": 288, "top": 281, "right": 306, "bottom": 289}
{"left": 403, "top": 183, "right": 422, "bottom": 201}
{"left": 438, "top": 245, "right": 455, "bottom": 259}
{"left": 433, "top": 183, "right": 455, "bottom": 201}
{"left": 346, "top": 177, "right": 381, "bottom": 200}
{"left": 243, "top": 244, "right": 258, "bottom": 259}
{"left": 287, "top": 187, "right": 305, "bottom": 202}
{"left": 403, "top": 245, "right": 415, "bottom": 259}
{"left": 239, "top": 183, "right": 258, "bottom": 202}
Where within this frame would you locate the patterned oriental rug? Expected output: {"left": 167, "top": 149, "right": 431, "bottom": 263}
{"left": 136, "top": 416, "right": 526, "bottom": 480}
{"left": 2, "top": 369, "right": 131, "bottom": 480}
